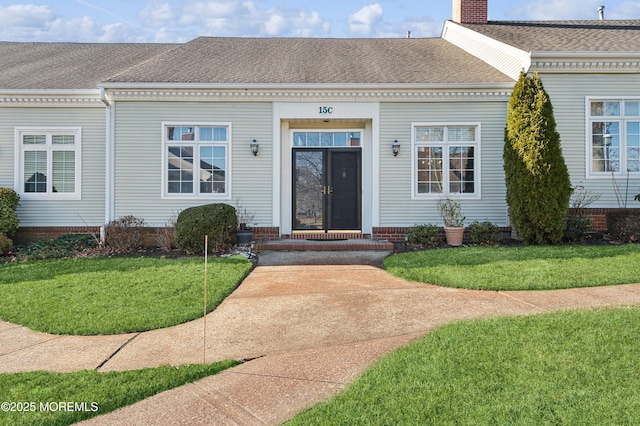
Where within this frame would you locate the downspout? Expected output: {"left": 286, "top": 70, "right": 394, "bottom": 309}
{"left": 100, "top": 87, "right": 114, "bottom": 245}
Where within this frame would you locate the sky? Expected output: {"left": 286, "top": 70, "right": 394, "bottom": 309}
{"left": 1, "top": 0, "right": 640, "bottom": 43}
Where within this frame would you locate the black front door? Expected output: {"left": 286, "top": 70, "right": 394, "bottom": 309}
{"left": 293, "top": 148, "right": 361, "bottom": 231}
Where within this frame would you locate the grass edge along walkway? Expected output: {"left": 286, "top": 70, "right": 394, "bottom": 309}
{"left": 383, "top": 243, "right": 640, "bottom": 291}
{"left": 0, "top": 256, "right": 252, "bottom": 335}
{"left": 288, "top": 306, "right": 640, "bottom": 425}
{"left": 0, "top": 360, "right": 239, "bottom": 426}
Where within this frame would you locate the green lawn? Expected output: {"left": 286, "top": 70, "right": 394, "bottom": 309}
{"left": 384, "top": 244, "right": 640, "bottom": 290}
{"left": 0, "top": 256, "right": 252, "bottom": 335}
{"left": 0, "top": 360, "right": 238, "bottom": 426}
{"left": 288, "top": 307, "right": 640, "bottom": 425}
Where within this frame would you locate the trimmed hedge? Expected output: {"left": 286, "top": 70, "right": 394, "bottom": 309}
{"left": 175, "top": 204, "right": 238, "bottom": 254}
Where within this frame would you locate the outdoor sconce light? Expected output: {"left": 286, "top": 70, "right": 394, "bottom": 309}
{"left": 392, "top": 140, "right": 400, "bottom": 156}
{"left": 250, "top": 139, "right": 259, "bottom": 156}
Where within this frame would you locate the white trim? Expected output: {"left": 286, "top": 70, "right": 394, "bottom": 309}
{"left": 104, "top": 97, "right": 115, "bottom": 224}
{"left": 411, "top": 122, "right": 482, "bottom": 200}
{"left": 99, "top": 82, "right": 514, "bottom": 90}
{"left": 585, "top": 96, "right": 640, "bottom": 179}
{"left": 102, "top": 88, "right": 512, "bottom": 103}
{"left": 160, "top": 122, "right": 232, "bottom": 200}
{"left": 14, "top": 127, "right": 82, "bottom": 200}
{"left": 273, "top": 102, "right": 379, "bottom": 235}
{"left": 442, "top": 20, "right": 531, "bottom": 80}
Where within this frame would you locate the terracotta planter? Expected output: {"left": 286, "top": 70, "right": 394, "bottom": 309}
{"left": 444, "top": 226, "right": 465, "bottom": 246}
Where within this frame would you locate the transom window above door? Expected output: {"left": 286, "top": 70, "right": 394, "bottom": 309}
{"left": 293, "top": 131, "right": 361, "bottom": 147}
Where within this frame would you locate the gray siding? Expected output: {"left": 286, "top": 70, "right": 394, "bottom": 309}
{"left": 539, "top": 73, "right": 640, "bottom": 208}
{"left": 379, "top": 101, "right": 510, "bottom": 227}
{"left": 0, "top": 106, "right": 106, "bottom": 226}
{"left": 113, "top": 101, "right": 273, "bottom": 226}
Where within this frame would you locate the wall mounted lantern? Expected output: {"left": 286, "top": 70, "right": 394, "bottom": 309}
{"left": 392, "top": 140, "right": 400, "bottom": 156}
{"left": 250, "top": 139, "right": 259, "bottom": 156}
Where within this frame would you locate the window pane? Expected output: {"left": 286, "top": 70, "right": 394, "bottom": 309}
{"left": 199, "top": 127, "right": 213, "bottom": 141}
{"left": 591, "top": 101, "right": 620, "bottom": 117}
{"left": 24, "top": 151, "right": 47, "bottom": 192}
{"left": 627, "top": 121, "right": 640, "bottom": 172}
{"left": 449, "top": 146, "right": 475, "bottom": 193}
{"left": 349, "top": 132, "right": 360, "bottom": 146}
{"left": 416, "top": 127, "right": 444, "bottom": 142}
{"left": 307, "top": 132, "right": 319, "bottom": 146}
{"left": 416, "top": 146, "right": 443, "bottom": 193}
{"left": 592, "top": 121, "right": 620, "bottom": 172}
{"left": 448, "top": 127, "right": 476, "bottom": 142}
{"left": 294, "top": 133, "right": 306, "bottom": 147}
{"left": 199, "top": 146, "right": 225, "bottom": 194}
{"left": 625, "top": 102, "right": 640, "bottom": 117}
{"left": 320, "top": 132, "right": 332, "bottom": 147}
{"left": 167, "top": 127, "right": 195, "bottom": 141}
{"left": 167, "top": 146, "right": 194, "bottom": 193}
{"left": 52, "top": 135, "right": 75, "bottom": 145}
{"left": 213, "top": 127, "right": 227, "bottom": 142}
{"left": 52, "top": 151, "right": 75, "bottom": 193}
{"left": 23, "top": 135, "right": 46, "bottom": 145}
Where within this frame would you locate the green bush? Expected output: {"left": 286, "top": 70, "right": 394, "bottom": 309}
{"left": 0, "top": 187, "right": 20, "bottom": 237}
{"left": 0, "top": 232, "right": 13, "bottom": 254}
{"left": 606, "top": 210, "right": 640, "bottom": 243}
{"left": 468, "top": 221, "right": 500, "bottom": 245}
{"left": 504, "top": 71, "right": 571, "bottom": 245}
{"left": 407, "top": 224, "right": 442, "bottom": 246}
{"left": 175, "top": 204, "right": 237, "bottom": 254}
{"left": 15, "top": 234, "right": 97, "bottom": 260}
{"left": 104, "top": 215, "right": 145, "bottom": 253}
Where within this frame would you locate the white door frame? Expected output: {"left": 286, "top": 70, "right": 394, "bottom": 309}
{"left": 272, "top": 102, "right": 380, "bottom": 235}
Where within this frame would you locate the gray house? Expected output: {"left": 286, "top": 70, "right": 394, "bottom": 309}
{"left": 1, "top": 0, "right": 639, "bottom": 243}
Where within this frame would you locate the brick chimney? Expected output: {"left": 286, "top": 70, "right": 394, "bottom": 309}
{"left": 453, "top": 0, "right": 488, "bottom": 24}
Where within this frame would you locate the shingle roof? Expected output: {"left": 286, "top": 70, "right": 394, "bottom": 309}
{"left": 0, "top": 42, "right": 177, "bottom": 90}
{"left": 103, "top": 37, "right": 513, "bottom": 85}
{"left": 460, "top": 20, "right": 640, "bottom": 53}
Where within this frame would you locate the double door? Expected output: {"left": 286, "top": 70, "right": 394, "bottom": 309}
{"left": 293, "top": 148, "right": 361, "bottom": 231}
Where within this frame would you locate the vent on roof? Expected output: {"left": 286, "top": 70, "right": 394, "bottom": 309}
{"left": 598, "top": 5, "right": 605, "bottom": 20}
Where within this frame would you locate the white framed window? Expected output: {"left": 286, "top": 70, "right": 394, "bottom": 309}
{"left": 412, "top": 123, "right": 480, "bottom": 198}
{"left": 587, "top": 98, "right": 640, "bottom": 176}
{"left": 162, "top": 123, "right": 230, "bottom": 198}
{"left": 15, "top": 127, "right": 81, "bottom": 200}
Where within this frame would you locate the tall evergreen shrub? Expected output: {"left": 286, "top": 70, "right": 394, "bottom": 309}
{"left": 504, "top": 71, "right": 571, "bottom": 244}
{"left": 0, "top": 187, "right": 20, "bottom": 237}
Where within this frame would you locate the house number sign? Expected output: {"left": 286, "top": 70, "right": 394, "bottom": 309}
{"left": 319, "top": 106, "right": 333, "bottom": 114}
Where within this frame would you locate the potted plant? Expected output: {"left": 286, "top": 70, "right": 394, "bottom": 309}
{"left": 437, "top": 197, "right": 466, "bottom": 246}
{"left": 235, "top": 198, "right": 255, "bottom": 245}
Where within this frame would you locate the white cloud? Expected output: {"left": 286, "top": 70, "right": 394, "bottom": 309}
{"left": 348, "top": 4, "right": 383, "bottom": 35}
{"left": 137, "top": 0, "right": 331, "bottom": 38}
{"left": 510, "top": 0, "right": 606, "bottom": 20}
{"left": 0, "top": 5, "right": 107, "bottom": 42}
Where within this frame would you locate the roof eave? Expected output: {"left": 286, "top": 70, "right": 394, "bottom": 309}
{"left": 98, "top": 82, "right": 515, "bottom": 90}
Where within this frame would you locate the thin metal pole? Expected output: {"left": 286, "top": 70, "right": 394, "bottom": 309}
{"left": 203, "top": 235, "right": 208, "bottom": 363}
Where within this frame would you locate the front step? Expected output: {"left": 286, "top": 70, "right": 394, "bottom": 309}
{"left": 254, "top": 238, "right": 394, "bottom": 251}
{"left": 254, "top": 238, "right": 395, "bottom": 266}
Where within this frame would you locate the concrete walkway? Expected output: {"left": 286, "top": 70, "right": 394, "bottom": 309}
{"left": 2, "top": 265, "right": 640, "bottom": 425}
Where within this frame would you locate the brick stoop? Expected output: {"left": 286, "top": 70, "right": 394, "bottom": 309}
{"left": 254, "top": 238, "right": 394, "bottom": 252}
